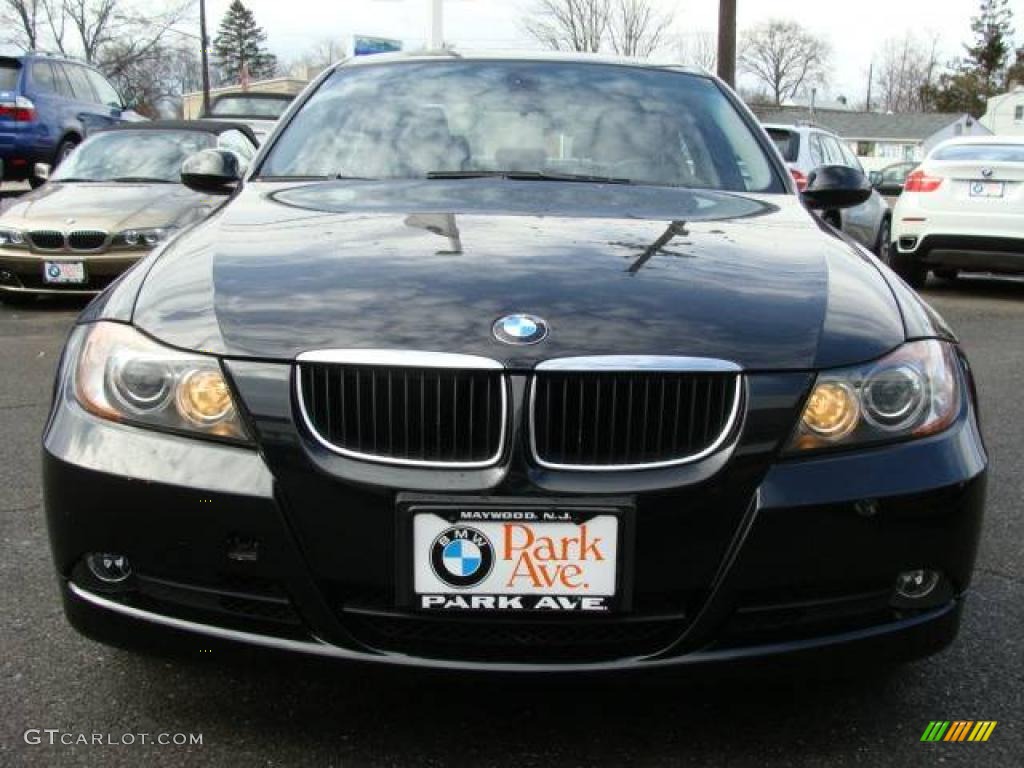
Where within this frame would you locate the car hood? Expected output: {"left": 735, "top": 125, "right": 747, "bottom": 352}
{"left": 132, "top": 179, "right": 906, "bottom": 371}
{"left": 0, "top": 182, "right": 211, "bottom": 231}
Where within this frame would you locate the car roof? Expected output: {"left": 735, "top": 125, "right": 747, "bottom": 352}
{"left": 212, "top": 92, "right": 294, "bottom": 101}
{"left": 96, "top": 119, "right": 259, "bottom": 146}
{"left": 932, "top": 134, "right": 1024, "bottom": 148}
{"left": 335, "top": 49, "right": 709, "bottom": 77}
{"left": 761, "top": 122, "right": 836, "bottom": 136}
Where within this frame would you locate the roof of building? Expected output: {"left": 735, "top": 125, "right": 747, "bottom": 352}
{"left": 751, "top": 105, "right": 976, "bottom": 142}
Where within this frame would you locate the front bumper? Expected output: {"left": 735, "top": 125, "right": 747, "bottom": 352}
{"left": 0, "top": 248, "right": 141, "bottom": 295}
{"left": 43, "top": 352, "right": 988, "bottom": 672}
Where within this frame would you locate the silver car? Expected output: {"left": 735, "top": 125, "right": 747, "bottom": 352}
{"left": 764, "top": 122, "right": 891, "bottom": 260}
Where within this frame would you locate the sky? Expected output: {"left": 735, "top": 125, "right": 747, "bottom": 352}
{"left": 3, "top": 1, "right": 1023, "bottom": 101}
{"left": 194, "top": 0, "right": 1024, "bottom": 102}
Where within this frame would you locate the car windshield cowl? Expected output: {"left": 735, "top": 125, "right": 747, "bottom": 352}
{"left": 108, "top": 177, "right": 179, "bottom": 184}
{"left": 425, "top": 170, "right": 636, "bottom": 185}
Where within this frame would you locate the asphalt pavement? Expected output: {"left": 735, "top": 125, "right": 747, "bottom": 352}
{"left": 0, "top": 263, "right": 1021, "bottom": 767}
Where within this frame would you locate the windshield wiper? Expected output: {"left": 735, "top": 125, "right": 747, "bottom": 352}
{"left": 109, "top": 176, "right": 176, "bottom": 184}
{"left": 426, "top": 170, "right": 635, "bottom": 185}
{"left": 53, "top": 178, "right": 100, "bottom": 183}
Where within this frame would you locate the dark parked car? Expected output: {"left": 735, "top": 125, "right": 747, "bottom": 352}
{"left": 44, "top": 53, "right": 987, "bottom": 673}
{"left": 870, "top": 161, "right": 919, "bottom": 198}
{"left": 0, "top": 52, "right": 142, "bottom": 186}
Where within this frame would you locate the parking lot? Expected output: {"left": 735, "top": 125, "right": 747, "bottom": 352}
{"left": 0, "top": 167, "right": 1021, "bottom": 764}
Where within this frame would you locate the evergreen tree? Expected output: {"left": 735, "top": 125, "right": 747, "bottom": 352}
{"left": 923, "top": 0, "right": 1014, "bottom": 114}
{"left": 213, "top": 0, "right": 278, "bottom": 85}
{"left": 967, "top": 0, "right": 1014, "bottom": 94}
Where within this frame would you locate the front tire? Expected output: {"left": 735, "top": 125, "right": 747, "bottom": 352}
{"left": 890, "top": 247, "right": 927, "bottom": 289}
{"left": 874, "top": 217, "right": 892, "bottom": 264}
{"left": 55, "top": 137, "right": 79, "bottom": 168}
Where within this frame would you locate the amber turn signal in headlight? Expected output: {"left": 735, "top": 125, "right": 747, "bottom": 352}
{"left": 73, "top": 322, "right": 249, "bottom": 443}
{"left": 177, "top": 369, "right": 234, "bottom": 425}
{"left": 801, "top": 381, "right": 859, "bottom": 439}
{"left": 788, "top": 340, "right": 961, "bottom": 454}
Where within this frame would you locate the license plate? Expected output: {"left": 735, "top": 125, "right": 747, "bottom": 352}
{"left": 969, "top": 180, "right": 1004, "bottom": 198}
{"left": 409, "top": 506, "right": 624, "bottom": 613}
{"left": 43, "top": 261, "right": 85, "bottom": 284}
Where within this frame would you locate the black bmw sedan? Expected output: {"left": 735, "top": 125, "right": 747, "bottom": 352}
{"left": 43, "top": 53, "right": 987, "bottom": 672}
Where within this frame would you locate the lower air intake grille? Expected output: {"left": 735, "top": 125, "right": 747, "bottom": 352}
{"left": 531, "top": 371, "right": 741, "bottom": 469}
{"left": 298, "top": 360, "right": 506, "bottom": 467}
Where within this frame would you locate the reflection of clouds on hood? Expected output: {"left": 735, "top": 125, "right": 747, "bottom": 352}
{"left": 261, "top": 61, "right": 777, "bottom": 192}
{"left": 134, "top": 195, "right": 903, "bottom": 372}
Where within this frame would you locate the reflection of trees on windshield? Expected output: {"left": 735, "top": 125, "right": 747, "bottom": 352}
{"left": 53, "top": 131, "right": 216, "bottom": 182}
{"left": 261, "top": 61, "right": 779, "bottom": 193}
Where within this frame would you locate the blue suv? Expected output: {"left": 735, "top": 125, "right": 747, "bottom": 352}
{"left": 1, "top": 52, "right": 140, "bottom": 186}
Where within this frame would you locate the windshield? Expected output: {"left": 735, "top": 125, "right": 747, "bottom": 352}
{"left": 51, "top": 130, "right": 217, "bottom": 182}
{"left": 0, "top": 60, "right": 20, "bottom": 91}
{"left": 260, "top": 60, "right": 782, "bottom": 192}
{"left": 932, "top": 143, "right": 1024, "bottom": 163}
{"left": 765, "top": 128, "right": 799, "bottom": 163}
{"left": 211, "top": 95, "right": 293, "bottom": 118}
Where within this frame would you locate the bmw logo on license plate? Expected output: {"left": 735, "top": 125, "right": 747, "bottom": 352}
{"left": 431, "top": 526, "right": 494, "bottom": 588}
{"left": 493, "top": 314, "right": 549, "bottom": 345}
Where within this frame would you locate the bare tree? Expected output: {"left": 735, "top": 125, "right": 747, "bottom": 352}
{"left": 526, "top": 0, "right": 610, "bottom": 53}
{"left": 609, "top": 0, "right": 673, "bottom": 58}
{"left": 874, "top": 32, "right": 942, "bottom": 113}
{"left": 739, "top": 19, "right": 831, "bottom": 106}
{"left": 675, "top": 28, "right": 717, "bottom": 71}
{"left": 1, "top": 0, "right": 43, "bottom": 50}
{"left": 290, "top": 36, "right": 345, "bottom": 76}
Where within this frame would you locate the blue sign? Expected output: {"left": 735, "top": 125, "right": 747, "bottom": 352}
{"left": 353, "top": 36, "right": 403, "bottom": 57}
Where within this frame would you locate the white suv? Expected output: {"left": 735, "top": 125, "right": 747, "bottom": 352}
{"left": 890, "top": 136, "right": 1024, "bottom": 288}
{"left": 764, "top": 122, "right": 891, "bottom": 258}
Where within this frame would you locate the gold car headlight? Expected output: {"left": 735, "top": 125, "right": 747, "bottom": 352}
{"left": 114, "top": 227, "right": 173, "bottom": 248}
{"left": 0, "top": 228, "right": 27, "bottom": 248}
{"left": 787, "top": 340, "right": 961, "bottom": 454}
{"left": 74, "top": 322, "right": 250, "bottom": 443}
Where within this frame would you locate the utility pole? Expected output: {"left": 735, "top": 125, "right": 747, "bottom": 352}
{"left": 200, "top": 0, "right": 211, "bottom": 115}
{"left": 717, "top": 0, "right": 737, "bottom": 88}
{"left": 865, "top": 59, "right": 874, "bottom": 112}
{"left": 429, "top": 0, "right": 444, "bottom": 49}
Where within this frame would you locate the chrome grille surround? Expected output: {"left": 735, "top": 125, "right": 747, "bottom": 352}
{"left": 528, "top": 356, "right": 744, "bottom": 472}
{"left": 295, "top": 350, "right": 508, "bottom": 469}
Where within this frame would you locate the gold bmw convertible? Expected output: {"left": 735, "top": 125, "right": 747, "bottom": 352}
{"left": 0, "top": 120, "right": 257, "bottom": 302}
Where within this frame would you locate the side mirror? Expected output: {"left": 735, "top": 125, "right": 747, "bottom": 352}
{"left": 181, "top": 149, "right": 244, "bottom": 194}
{"left": 868, "top": 170, "right": 882, "bottom": 187}
{"left": 34, "top": 163, "right": 51, "bottom": 182}
{"left": 801, "top": 165, "right": 872, "bottom": 210}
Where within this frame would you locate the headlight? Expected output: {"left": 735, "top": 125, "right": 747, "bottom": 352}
{"left": 0, "top": 228, "right": 27, "bottom": 248}
{"left": 73, "top": 322, "right": 250, "bottom": 443}
{"left": 787, "top": 340, "right": 961, "bottom": 453}
{"left": 115, "top": 227, "right": 172, "bottom": 248}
